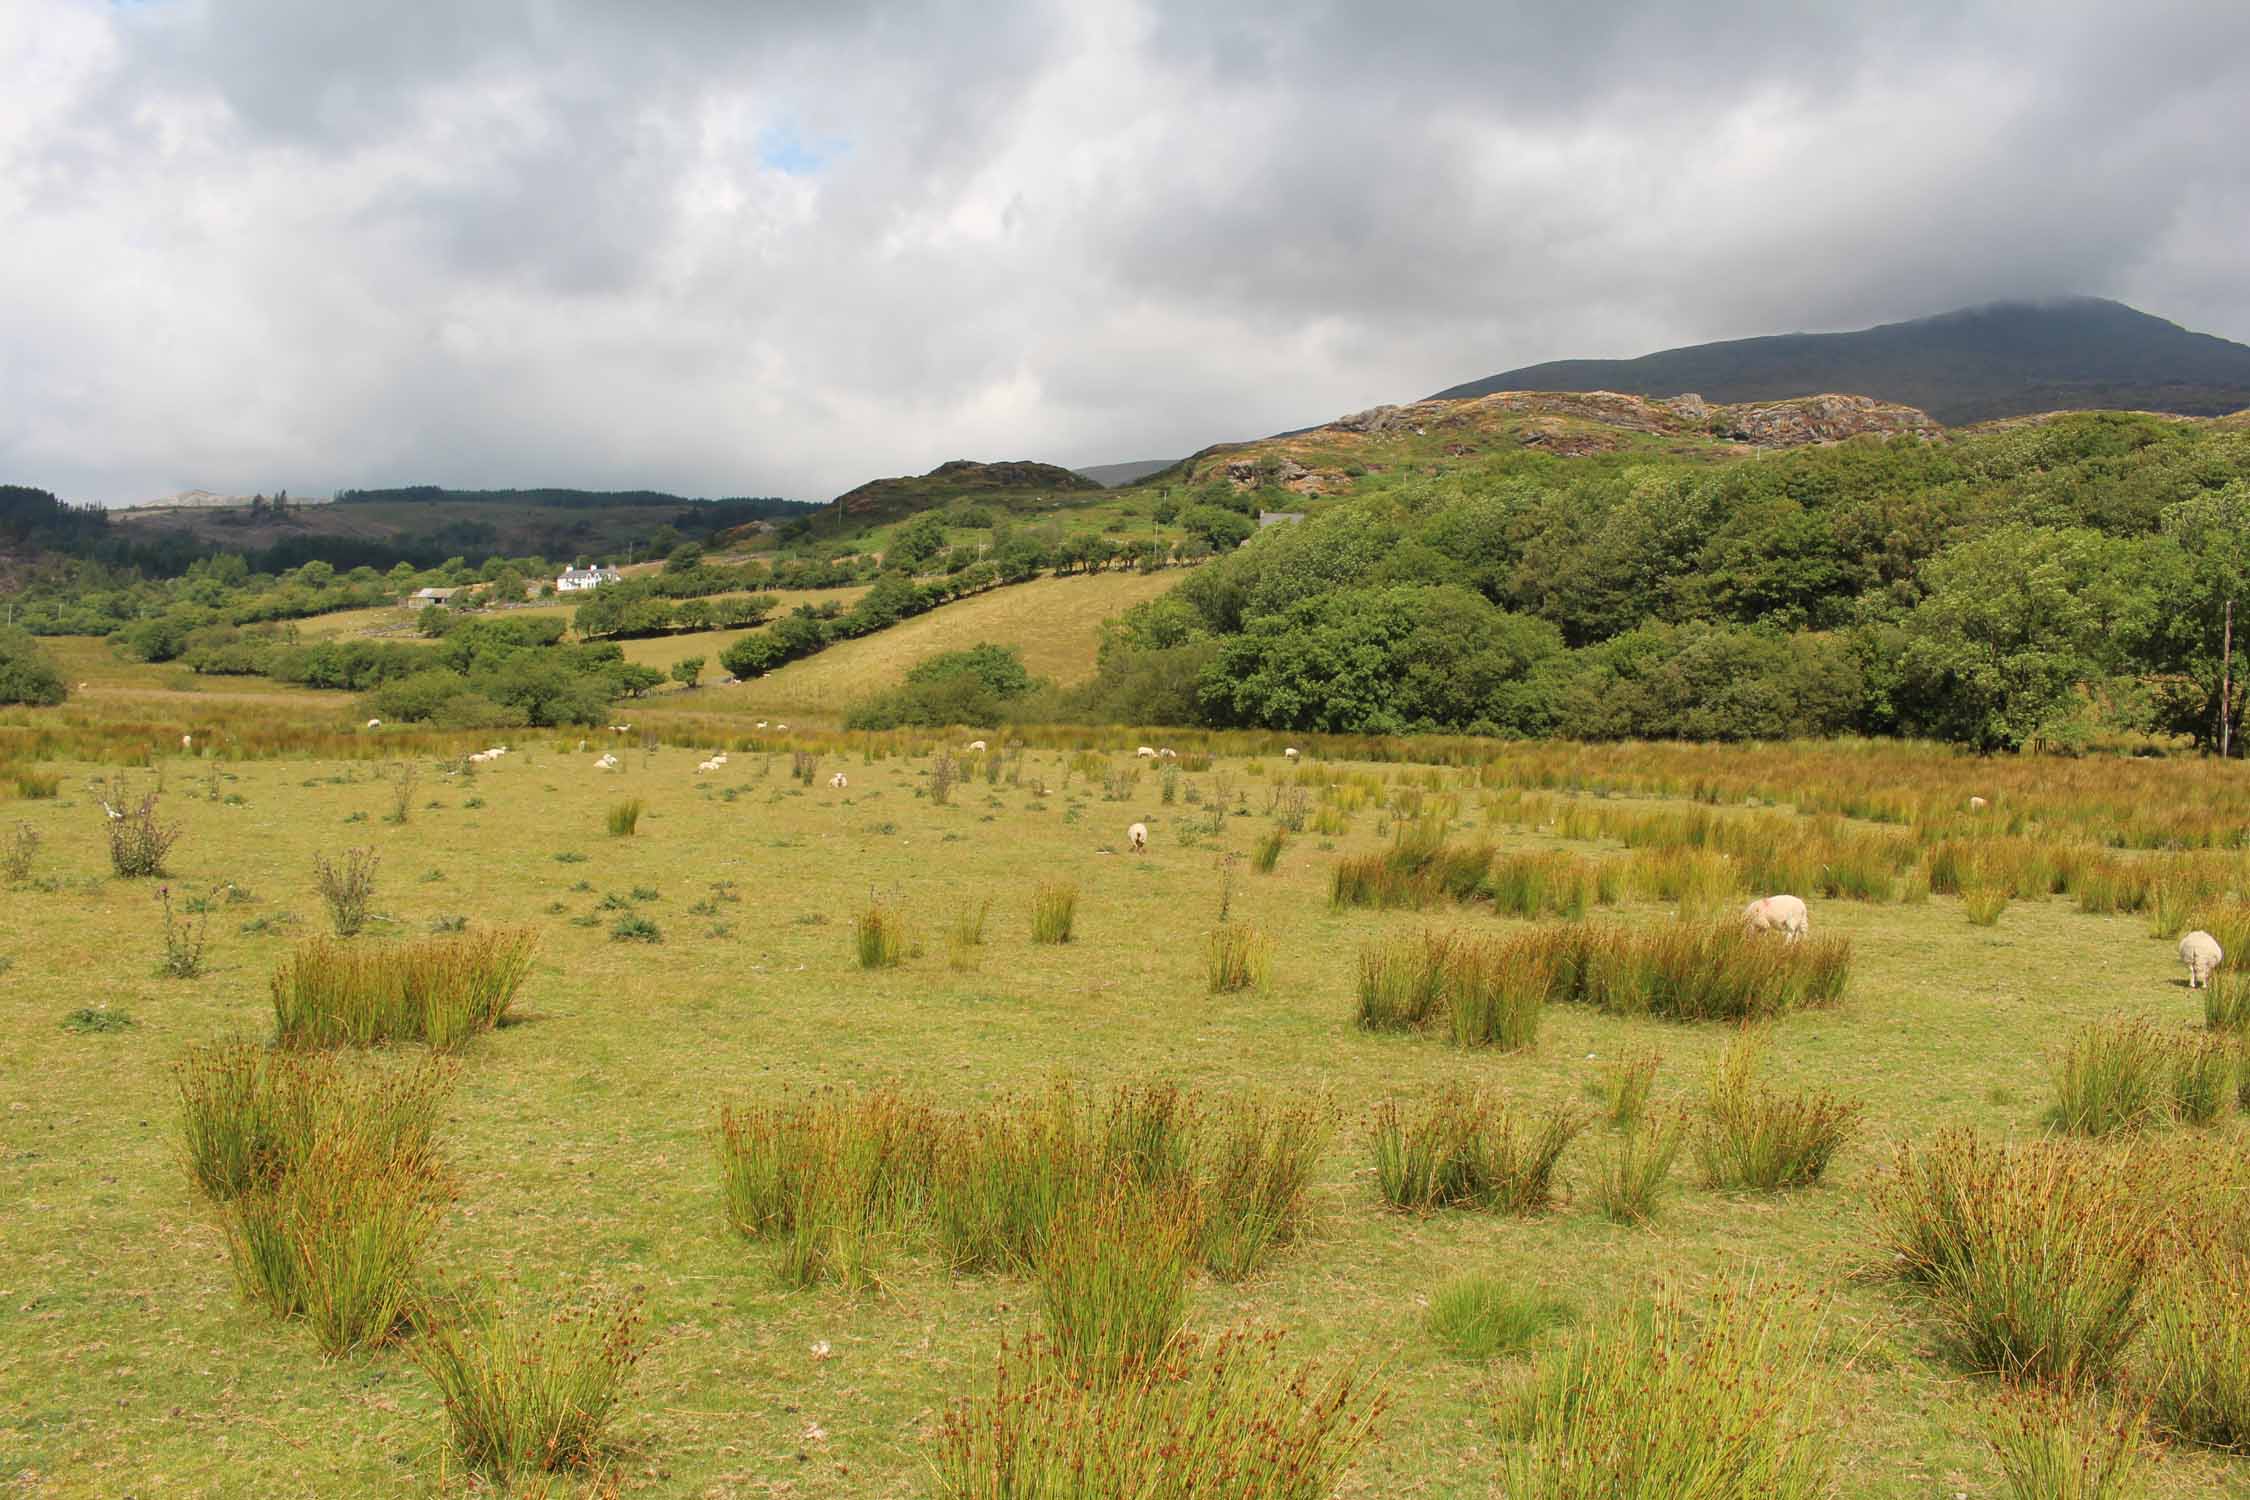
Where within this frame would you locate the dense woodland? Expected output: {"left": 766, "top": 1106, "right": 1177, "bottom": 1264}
{"left": 1030, "top": 411, "right": 2250, "bottom": 752}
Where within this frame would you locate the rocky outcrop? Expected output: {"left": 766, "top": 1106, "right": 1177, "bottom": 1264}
{"left": 1706, "top": 394, "right": 1944, "bottom": 448}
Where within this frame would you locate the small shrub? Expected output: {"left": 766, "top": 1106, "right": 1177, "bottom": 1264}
{"left": 62, "top": 1005, "right": 135, "bottom": 1033}
{"left": 932, "top": 1331, "right": 1386, "bottom": 1500}
{"left": 416, "top": 1288, "right": 646, "bottom": 1485}
{"left": 1425, "top": 1276, "right": 1572, "bottom": 1361}
{"left": 1877, "top": 1130, "right": 2158, "bottom": 1384}
{"left": 1593, "top": 1108, "right": 1689, "bottom": 1225}
{"left": 1031, "top": 880, "right": 1078, "bottom": 944}
{"left": 605, "top": 798, "right": 644, "bottom": 837}
{"left": 104, "top": 786, "right": 182, "bottom": 878}
{"left": 1368, "top": 1085, "right": 1584, "bottom": 1214}
{"left": 855, "top": 902, "right": 907, "bottom": 967}
{"left": 1984, "top": 1387, "right": 2149, "bottom": 1500}
{"left": 1205, "top": 920, "right": 1272, "bottom": 994}
{"left": 154, "top": 884, "right": 211, "bottom": 978}
{"left": 311, "top": 846, "right": 379, "bottom": 938}
{"left": 1694, "top": 1033, "right": 1861, "bottom": 1192}
{"left": 2, "top": 820, "right": 36, "bottom": 884}
{"left": 1502, "top": 1281, "right": 1832, "bottom": 1500}
{"left": 268, "top": 929, "right": 536, "bottom": 1049}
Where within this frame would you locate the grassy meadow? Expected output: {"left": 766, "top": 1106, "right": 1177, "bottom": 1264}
{"left": 5, "top": 710, "right": 2250, "bottom": 1496}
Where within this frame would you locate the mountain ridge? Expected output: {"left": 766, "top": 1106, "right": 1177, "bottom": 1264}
{"left": 1429, "top": 297, "right": 2250, "bottom": 425}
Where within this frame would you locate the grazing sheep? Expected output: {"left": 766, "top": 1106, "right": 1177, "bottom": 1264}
{"left": 1967, "top": 795, "right": 1989, "bottom": 811}
{"left": 595, "top": 753, "right": 619, "bottom": 769}
{"left": 776, "top": 723, "right": 789, "bottom": 731}
{"left": 78, "top": 681, "right": 89, "bottom": 691}
{"left": 829, "top": 772, "right": 848, "bottom": 790}
{"left": 1742, "top": 894, "right": 1810, "bottom": 943}
{"left": 756, "top": 721, "right": 769, "bottom": 729}
{"left": 1283, "top": 747, "right": 1299, "bottom": 760}
{"left": 967, "top": 739, "right": 988, "bottom": 752}
{"left": 1136, "top": 746, "right": 1157, "bottom": 758}
{"left": 1128, "top": 822, "right": 1148, "bottom": 854}
{"left": 366, "top": 719, "right": 383, "bottom": 730}
{"left": 2181, "top": 930, "right": 2224, "bottom": 989}
{"left": 180, "top": 734, "right": 193, "bottom": 750}
{"left": 1157, "top": 748, "right": 1177, "bottom": 759}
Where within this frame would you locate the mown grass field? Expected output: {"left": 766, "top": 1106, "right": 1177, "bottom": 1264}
{"left": 700, "top": 570, "right": 1180, "bottom": 717}
{"left": 3, "top": 716, "right": 2247, "bottom": 1497}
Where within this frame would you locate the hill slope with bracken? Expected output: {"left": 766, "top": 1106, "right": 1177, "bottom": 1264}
{"left": 796, "top": 458, "right": 1106, "bottom": 535}
{"left": 1428, "top": 297, "right": 2250, "bottom": 425}
{"left": 1146, "top": 390, "right": 1949, "bottom": 500}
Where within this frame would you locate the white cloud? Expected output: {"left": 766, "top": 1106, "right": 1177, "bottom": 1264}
{"left": 3, "top": 0, "right": 2246, "bottom": 505}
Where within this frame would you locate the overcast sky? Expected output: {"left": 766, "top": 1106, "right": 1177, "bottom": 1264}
{"left": 5, "top": 0, "right": 2247, "bottom": 506}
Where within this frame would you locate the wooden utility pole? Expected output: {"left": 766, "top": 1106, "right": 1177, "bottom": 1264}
{"left": 2224, "top": 598, "right": 2235, "bottom": 759}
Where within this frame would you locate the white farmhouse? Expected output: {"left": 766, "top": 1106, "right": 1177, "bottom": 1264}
{"left": 556, "top": 564, "right": 623, "bottom": 593}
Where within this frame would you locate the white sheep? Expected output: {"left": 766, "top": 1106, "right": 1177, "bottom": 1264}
{"left": 366, "top": 718, "right": 383, "bottom": 730}
{"left": 696, "top": 759, "right": 721, "bottom": 774}
{"left": 776, "top": 723, "right": 789, "bottom": 731}
{"left": 595, "top": 753, "right": 619, "bottom": 769}
{"left": 1136, "top": 746, "right": 1157, "bottom": 758}
{"left": 711, "top": 753, "right": 728, "bottom": 765}
{"left": 1128, "top": 822, "right": 1147, "bottom": 854}
{"left": 1742, "top": 894, "right": 1810, "bottom": 943}
{"left": 756, "top": 721, "right": 769, "bottom": 729}
{"left": 829, "top": 771, "right": 848, "bottom": 790}
{"left": 1967, "top": 795, "right": 1989, "bottom": 811}
{"left": 967, "top": 739, "right": 988, "bottom": 752}
{"left": 180, "top": 734, "right": 193, "bottom": 750}
{"left": 2181, "top": 930, "right": 2224, "bottom": 989}
{"left": 1283, "top": 747, "right": 1300, "bottom": 760}
{"left": 1158, "top": 748, "right": 1177, "bottom": 759}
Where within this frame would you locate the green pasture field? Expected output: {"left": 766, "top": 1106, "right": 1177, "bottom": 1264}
{"left": 0, "top": 736, "right": 2241, "bottom": 1497}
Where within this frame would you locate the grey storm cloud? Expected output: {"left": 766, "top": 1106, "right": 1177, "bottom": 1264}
{"left": 3, "top": 0, "right": 2246, "bottom": 505}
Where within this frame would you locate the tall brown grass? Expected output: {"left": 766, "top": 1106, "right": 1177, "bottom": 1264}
{"left": 268, "top": 929, "right": 536, "bottom": 1049}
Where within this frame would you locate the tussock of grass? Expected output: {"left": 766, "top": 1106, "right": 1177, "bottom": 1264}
{"left": 2138, "top": 1241, "right": 2250, "bottom": 1449}
{"left": 1329, "top": 821, "right": 1495, "bottom": 911}
{"left": 1878, "top": 1130, "right": 2158, "bottom": 1384}
{"left": 415, "top": 1288, "right": 646, "bottom": 1485}
{"left": 1487, "top": 850, "right": 1614, "bottom": 919}
{"left": 605, "top": 797, "right": 644, "bottom": 836}
{"left": 1596, "top": 1047, "right": 1662, "bottom": 1129}
{"left": 1037, "top": 1184, "right": 1195, "bottom": 1380}
{"left": 1593, "top": 1109, "right": 1688, "bottom": 1224}
{"left": 175, "top": 1040, "right": 453, "bottom": 1202}
{"left": 1425, "top": 1276, "right": 1573, "bottom": 1361}
{"left": 1205, "top": 921, "right": 1273, "bottom": 994}
{"left": 268, "top": 929, "right": 536, "bottom": 1049}
{"left": 1252, "top": 826, "right": 1287, "bottom": 874}
{"left": 1031, "top": 881, "right": 1078, "bottom": 944}
{"left": 1442, "top": 934, "right": 1552, "bottom": 1051}
{"left": 1501, "top": 1280, "right": 1832, "bottom": 1500}
{"left": 1984, "top": 1387, "right": 2149, "bottom": 1500}
{"left": 222, "top": 1132, "right": 447, "bottom": 1355}
{"left": 932, "top": 1331, "right": 1387, "bottom": 1499}
{"left": 1354, "top": 929, "right": 1456, "bottom": 1031}
{"left": 2047, "top": 1017, "right": 2231, "bottom": 1135}
{"left": 716, "top": 1080, "right": 1330, "bottom": 1289}
{"left": 855, "top": 902, "right": 908, "bottom": 968}
{"left": 1368, "top": 1084, "right": 1583, "bottom": 1214}
{"left": 1694, "top": 1033, "right": 1861, "bottom": 1192}
{"left": 1964, "top": 884, "right": 2010, "bottom": 926}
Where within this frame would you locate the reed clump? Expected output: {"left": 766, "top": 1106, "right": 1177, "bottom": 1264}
{"left": 415, "top": 1288, "right": 646, "bottom": 1485}
{"left": 1368, "top": 1084, "right": 1584, "bottom": 1214}
{"left": 268, "top": 929, "right": 536, "bottom": 1049}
